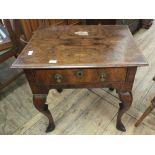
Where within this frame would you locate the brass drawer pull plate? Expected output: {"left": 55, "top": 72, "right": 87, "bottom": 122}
{"left": 54, "top": 74, "right": 63, "bottom": 83}
{"left": 100, "top": 73, "right": 107, "bottom": 82}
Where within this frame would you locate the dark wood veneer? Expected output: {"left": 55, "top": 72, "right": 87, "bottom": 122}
{"left": 12, "top": 25, "right": 148, "bottom": 133}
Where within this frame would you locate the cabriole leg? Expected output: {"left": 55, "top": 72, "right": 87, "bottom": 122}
{"left": 116, "top": 91, "right": 133, "bottom": 132}
{"left": 33, "top": 94, "right": 55, "bottom": 132}
{"left": 56, "top": 88, "right": 63, "bottom": 93}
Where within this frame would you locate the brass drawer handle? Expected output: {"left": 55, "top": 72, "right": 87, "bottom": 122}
{"left": 76, "top": 70, "right": 84, "bottom": 78}
{"left": 99, "top": 73, "right": 107, "bottom": 82}
{"left": 54, "top": 74, "right": 63, "bottom": 83}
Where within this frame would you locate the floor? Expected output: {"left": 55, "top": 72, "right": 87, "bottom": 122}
{"left": 1, "top": 22, "right": 155, "bottom": 135}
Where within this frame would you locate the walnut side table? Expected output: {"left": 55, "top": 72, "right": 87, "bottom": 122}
{"left": 12, "top": 25, "right": 148, "bottom": 133}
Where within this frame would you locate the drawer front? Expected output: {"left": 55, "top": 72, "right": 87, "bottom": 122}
{"left": 34, "top": 68, "right": 127, "bottom": 85}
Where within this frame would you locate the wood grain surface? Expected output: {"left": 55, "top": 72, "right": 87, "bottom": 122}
{"left": 12, "top": 25, "right": 148, "bottom": 69}
{"left": 1, "top": 22, "right": 155, "bottom": 134}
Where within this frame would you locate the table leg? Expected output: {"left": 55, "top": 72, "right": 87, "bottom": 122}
{"left": 109, "top": 88, "right": 114, "bottom": 91}
{"left": 116, "top": 91, "right": 133, "bottom": 132}
{"left": 33, "top": 94, "right": 55, "bottom": 133}
{"left": 135, "top": 97, "right": 155, "bottom": 127}
{"left": 56, "top": 88, "right": 63, "bottom": 93}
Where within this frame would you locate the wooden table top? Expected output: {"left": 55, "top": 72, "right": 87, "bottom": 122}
{"left": 12, "top": 25, "right": 148, "bottom": 69}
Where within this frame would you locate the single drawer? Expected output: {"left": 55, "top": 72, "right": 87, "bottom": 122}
{"left": 34, "top": 68, "right": 127, "bottom": 85}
